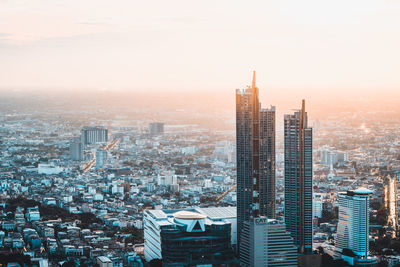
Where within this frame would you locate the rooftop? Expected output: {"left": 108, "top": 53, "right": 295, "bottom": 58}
{"left": 173, "top": 211, "right": 206, "bottom": 220}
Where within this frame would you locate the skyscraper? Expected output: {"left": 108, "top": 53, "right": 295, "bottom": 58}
{"left": 284, "top": 100, "right": 313, "bottom": 254}
{"left": 236, "top": 71, "right": 276, "bottom": 245}
{"left": 336, "top": 188, "right": 376, "bottom": 266}
{"left": 260, "top": 107, "right": 276, "bottom": 218}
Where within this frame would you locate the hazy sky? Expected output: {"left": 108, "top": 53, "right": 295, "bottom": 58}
{"left": 1, "top": 0, "right": 400, "bottom": 98}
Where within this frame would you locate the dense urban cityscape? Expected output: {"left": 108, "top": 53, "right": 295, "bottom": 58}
{"left": 0, "top": 72, "right": 399, "bottom": 267}
{"left": 2, "top": 1, "right": 400, "bottom": 266}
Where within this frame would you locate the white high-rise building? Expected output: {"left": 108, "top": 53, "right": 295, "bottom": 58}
{"left": 240, "top": 217, "right": 298, "bottom": 267}
{"left": 336, "top": 188, "right": 376, "bottom": 266}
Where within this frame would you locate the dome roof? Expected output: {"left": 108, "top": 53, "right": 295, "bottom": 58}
{"left": 354, "top": 187, "right": 372, "bottom": 194}
{"left": 173, "top": 211, "right": 206, "bottom": 220}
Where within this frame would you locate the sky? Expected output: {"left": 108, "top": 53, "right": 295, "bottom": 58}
{"left": 1, "top": 0, "right": 400, "bottom": 102}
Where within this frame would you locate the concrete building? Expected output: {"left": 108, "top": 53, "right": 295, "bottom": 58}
{"left": 38, "top": 163, "right": 63, "bottom": 175}
{"left": 69, "top": 138, "right": 83, "bottom": 161}
{"left": 97, "top": 256, "right": 112, "bottom": 267}
{"left": 96, "top": 149, "right": 107, "bottom": 169}
{"left": 313, "top": 194, "right": 323, "bottom": 219}
{"left": 81, "top": 126, "right": 108, "bottom": 146}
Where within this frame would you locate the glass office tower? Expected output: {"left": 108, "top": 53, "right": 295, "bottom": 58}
{"left": 284, "top": 100, "right": 313, "bottom": 254}
{"left": 236, "top": 71, "right": 276, "bottom": 246}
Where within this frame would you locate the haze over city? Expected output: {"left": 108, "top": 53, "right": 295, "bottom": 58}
{"left": 2, "top": 0, "right": 400, "bottom": 112}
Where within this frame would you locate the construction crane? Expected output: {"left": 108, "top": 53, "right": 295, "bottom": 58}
{"left": 215, "top": 184, "right": 236, "bottom": 205}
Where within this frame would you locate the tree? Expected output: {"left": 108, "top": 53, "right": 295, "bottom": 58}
{"left": 148, "top": 259, "right": 162, "bottom": 267}
{"left": 0, "top": 253, "right": 32, "bottom": 266}
{"left": 376, "top": 260, "right": 388, "bottom": 267}
{"left": 62, "top": 259, "right": 76, "bottom": 267}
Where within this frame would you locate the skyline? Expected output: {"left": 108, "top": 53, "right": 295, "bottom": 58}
{"left": 0, "top": 1, "right": 399, "bottom": 266}
{"left": 1, "top": 0, "right": 400, "bottom": 101}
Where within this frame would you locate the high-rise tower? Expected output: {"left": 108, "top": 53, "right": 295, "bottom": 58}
{"left": 236, "top": 71, "right": 276, "bottom": 246}
{"left": 284, "top": 100, "right": 313, "bottom": 254}
{"left": 336, "top": 188, "right": 376, "bottom": 266}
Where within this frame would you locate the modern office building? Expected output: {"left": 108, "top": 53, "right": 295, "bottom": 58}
{"left": 81, "top": 126, "right": 108, "bottom": 146}
{"left": 149, "top": 122, "right": 164, "bottom": 136}
{"left": 69, "top": 138, "right": 83, "bottom": 161}
{"left": 236, "top": 71, "right": 276, "bottom": 246}
{"left": 95, "top": 149, "right": 108, "bottom": 169}
{"left": 143, "top": 207, "right": 236, "bottom": 266}
{"left": 239, "top": 217, "right": 298, "bottom": 267}
{"left": 260, "top": 107, "right": 276, "bottom": 218}
{"left": 284, "top": 100, "right": 313, "bottom": 254}
{"left": 336, "top": 188, "right": 376, "bottom": 266}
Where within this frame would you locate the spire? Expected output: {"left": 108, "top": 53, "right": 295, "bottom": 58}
{"left": 301, "top": 99, "right": 306, "bottom": 128}
{"left": 252, "top": 70, "right": 256, "bottom": 89}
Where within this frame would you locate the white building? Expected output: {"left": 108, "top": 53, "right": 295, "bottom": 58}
{"left": 69, "top": 138, "right": 83, "bottom": 161}
{"left": 157, "top": 174, "right": 177, "bottom": 186}
{"left": 97, "top": 256, "right": 112, "bottom": 267}
{"left": 336, "top": 188, "right": 376, "bottom": 266}
{"left": 38, "top": 164, "right": 63, "bottom": 175}
{"left": 26, "top": 207, "right": 41, "bottom": 222}
{"left": 313, "top": 194, "right": 323, "bottom": 218}
{"left": 239, "top": 217, "right": 298, "bottom": 267}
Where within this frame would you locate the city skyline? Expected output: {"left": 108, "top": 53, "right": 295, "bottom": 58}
{"left": 1, "top": 1, "right": 400, "bottom": 266}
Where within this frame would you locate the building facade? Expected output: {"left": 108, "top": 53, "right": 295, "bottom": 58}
{"left": 81, "top": 126, "right": 108, "bottom": 146}
{"left": 96, "top": 149, "right": 108, "bottom": 169}
{"left": 284, "top": 100, "right": 313, "bottom": 254}
{"left": 236, "top": 72, "right": 276, "bottom": 247}
{"left": 69, "top": 138, "right": 83, "bottom": 161}
{"left": 239, "top": 217, "right": 298, "bottom": 267}
{"left": 144, "top": 208, "right": 236, "bottom": 266}
{"left": 260, "top": 107, "right": 276, "bottom": 218}
{"left": 336, "top": 188, "right": 376, "bottom": 266}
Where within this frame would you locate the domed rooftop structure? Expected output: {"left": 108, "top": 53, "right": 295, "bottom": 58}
{"left": 354, "top": 187, "right": 373, "bottom": 195}
{"left": 173, "top": 211, "right": 207, "bottom": 220}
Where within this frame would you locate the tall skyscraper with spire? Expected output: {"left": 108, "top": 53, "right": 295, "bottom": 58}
{"left": 236, "top": 71, "right": 276, "bottom": 245}
{"left": 284, "top": 100, "right": 313, "bottom": 254}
